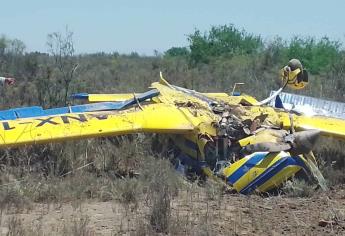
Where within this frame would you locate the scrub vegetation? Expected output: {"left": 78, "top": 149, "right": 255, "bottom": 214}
{"left": 0, "top": 24, "right": 345, "bottom": 235}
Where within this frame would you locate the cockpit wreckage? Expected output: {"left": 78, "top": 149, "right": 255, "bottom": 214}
{"left": 0, "top": 59, "right": 345, "bottom": 194}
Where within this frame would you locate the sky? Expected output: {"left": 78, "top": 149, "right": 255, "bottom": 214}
{"left": 1, "top": 0, "right": 345, "bottom": 55}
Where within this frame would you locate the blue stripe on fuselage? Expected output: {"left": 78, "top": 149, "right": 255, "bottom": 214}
{"left": 227, "top": 152, "right": 267, "bottom": 185}
{"left": 177, "top": 153, "right": 208, "bottom": 173}
{"left": 240, "top": 156, "right": 306, "bottom": 194}
{"left": 184, "top": 139, "right": 198, "bottom": 151}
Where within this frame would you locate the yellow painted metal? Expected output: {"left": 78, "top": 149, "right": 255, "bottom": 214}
{"left": 229, "top": 104, "right": 345, "bottom": 142}
{"left": 223, "top": 156, "right": 249, "bottom": 178}
{"left": 203, "top": 93, "right": 229, "bottom": 98}
{"left": 238, "top": 129, "right": 287, "bottom": 147}
{"left": 86, "top": 92, "right": 230, "bottom": 102}
{"left": 0, "top": 103, "right": 195, "bottom": 147}
{"left": 279, "top": 113, "right": 345, "bottom": 141}
{"left": 257, "top": 165, "right": 301, "bottom": 192}
{"left": 208, "top": 94, "right": 259, "bottom": 106}
{"left": 87, "top": 94, "right": 135, "bottom": 102}
{"left": 222, "top": 151, "right": 300, "bottom": 193}
{"left": 232, "top": 152, "right": 282, "bottom": 192}
{"left": 151, "top": 82, "right": 218, "bottom": 137}
{"left": 281, "top": 68, "right": 307, "bottom": 90}
{"left": 0, "top": 80, "right": 225, "bottom": 148}
{"left": 170, "top": 130, "right": 214, "bottom": 160}
{"left": 203, "top": 92, "right": 259, "bottom": 105}
{"left": 172, "top": 134, "right": 200, "bottom": 159}
{"left": 84, "top": 91, "right": 259, "bottom": 115}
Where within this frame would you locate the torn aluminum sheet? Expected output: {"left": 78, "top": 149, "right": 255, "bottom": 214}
{"left": 269, "top": 91, "right": 345, "bottom": 119}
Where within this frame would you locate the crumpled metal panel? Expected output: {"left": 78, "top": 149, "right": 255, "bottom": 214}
{"left": 269, "top": 91, "right": 345, "bottom": 119}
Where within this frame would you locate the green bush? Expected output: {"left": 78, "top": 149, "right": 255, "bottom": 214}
{"left": 188, "top": 24, "right": 263, "bottom": 65}
{"left": 286, "top": 36, "right": 341, "bottom": 74}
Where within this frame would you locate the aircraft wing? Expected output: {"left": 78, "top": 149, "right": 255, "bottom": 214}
{"left": 280, "top": 113, "right": 345, "bottom": 140}
{"left": 0, "top": 84, "right": 203, "bottom": 150}
{"left": 0, "top": 103, "right": 195, "bottom": 147}
{"left": 267, "top": 91, "right": 345, "bottom": 140}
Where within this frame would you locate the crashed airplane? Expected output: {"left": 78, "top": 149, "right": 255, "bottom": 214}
{"left": 0, "top": 59, "right": 344, "bottom": 194}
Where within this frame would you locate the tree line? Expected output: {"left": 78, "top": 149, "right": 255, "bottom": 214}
{"left": 0, "top": 24, "right": 344, "bottom": 111}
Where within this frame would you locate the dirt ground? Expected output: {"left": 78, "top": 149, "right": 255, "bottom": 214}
{"left": 1, "top": 185, "right": 345, "bottom": 236}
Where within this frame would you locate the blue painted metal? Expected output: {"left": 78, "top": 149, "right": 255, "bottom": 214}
{"left": 0, "top": 110, "right": 17, "bottom": 120}
{"left": 0, "top": 89, "right": 160, "bottom": 120}
{"left": 70, "top": 93, "right": 89, "bottom": 100}
{"left": 177, "top": 153, "right": 208, "bottom": 174}
{"left": 12, "top": 106, "right": 44, "bottom": 118}
{"left": 274, "top": 95, "right": 284, "bottom": 109}
{"left": 44, "top": 107, "right": 70, "bottom": 116}
{"left": 227, "top": 153, "right": 267, "bottom": 185}
{"left": 184, "top": 139, "right": 198, "bottom": 151}
{"left": 0, "top": 106, "right": 44, "bottom": 120}
{"left": 240, "top": 156, "right": 306, "bottom": 194}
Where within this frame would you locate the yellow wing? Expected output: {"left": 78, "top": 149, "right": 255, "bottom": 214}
{"left": 0, "top": 80, "right": 222, "bottom": 148}
{"left": 0, "top": 103, "right": 195, "bottom": 147}
{"left": 281, "top": 113, "right": 345, "bottom": 140}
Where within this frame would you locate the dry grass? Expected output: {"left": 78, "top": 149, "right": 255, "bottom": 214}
{"left": 282, "top": 179, "right": 316, "bottom": 198}
{"left": 0, "top": 133, "right": 344, "bottom": 235}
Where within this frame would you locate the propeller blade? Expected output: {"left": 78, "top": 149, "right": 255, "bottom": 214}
{"left": 290, "top": 130, "right": 320, "bottom": 155}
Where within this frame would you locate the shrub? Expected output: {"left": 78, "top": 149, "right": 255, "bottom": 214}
{"left": 282, "top": 178, "right": 316, "bottom": 198}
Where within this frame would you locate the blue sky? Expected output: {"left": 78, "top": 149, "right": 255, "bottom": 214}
{"left": 1, "top": 0, "right": 344, "bottom": 55}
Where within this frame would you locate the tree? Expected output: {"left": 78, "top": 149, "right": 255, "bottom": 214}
{"left": 187, "top": 24, "right": 263, "bottom": 65}
{"left": 0, "top": 36, "right": 26, "bottom": 73}
{"left": 286, "top": 36, "right": 341, "bottom": 74}
{"left": 47, "top": 26, "right": 78, "bottom": 105}
{"left": 164, "top": 47, "right": 189, "bottom": 57}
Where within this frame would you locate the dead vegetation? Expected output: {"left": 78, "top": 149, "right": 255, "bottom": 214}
{"left": 2, "top": 183, "right": 345, "bottom": 235}
{"left": 282, "top": 179, "right": 317, "bottom": 198}
{"left": 0, "top": 133, "right": 344, "bottom": 235}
